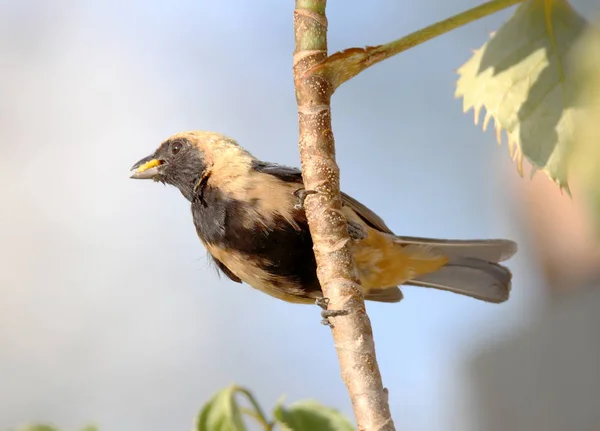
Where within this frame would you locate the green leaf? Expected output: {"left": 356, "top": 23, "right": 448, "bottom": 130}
{"left": 196, "top": 385, "right": 248, "bottom": 431}
{"left": 571, "top": 19, "right": 600, "bottom": 233}
{"left": 455, "top": 0, "right": 588, "bottom": 190}
{"left": 273, "top": 399, "right": 354, "bottom": 431}
{"left": 12, "top": 426, "right": 61, "bottom": 431}
{"left": 9, "top": 424, "right": 97, "bottom": 431}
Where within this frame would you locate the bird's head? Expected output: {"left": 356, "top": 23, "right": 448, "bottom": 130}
{"left": 130, "top": 131, "right": 252, "bottom": 201}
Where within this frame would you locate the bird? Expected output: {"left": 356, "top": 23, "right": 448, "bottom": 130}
{"left": 130, "top": 131, "right": 517, "bottom": 305}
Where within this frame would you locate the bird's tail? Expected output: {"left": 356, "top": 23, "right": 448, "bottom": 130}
{"left": 398, "top": 236, "right": 517, "bottom": 303}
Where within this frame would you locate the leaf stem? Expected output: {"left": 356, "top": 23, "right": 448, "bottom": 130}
{"left": 235, "top": 387, "right": 274, "bottom": 431}
{"left": 311, "top": 0, "right": 525, "bottom": 89}
{"left": 382, "top": 0, "right": 523, "bottom": 53}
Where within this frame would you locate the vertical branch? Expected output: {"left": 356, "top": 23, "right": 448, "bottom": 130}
{"left": 292, "top": 1, "right": 396, "bottom": 430}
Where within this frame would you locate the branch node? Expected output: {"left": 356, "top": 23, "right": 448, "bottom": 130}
{"left": 294, "top": 8, "right": 328, "bottom": 28}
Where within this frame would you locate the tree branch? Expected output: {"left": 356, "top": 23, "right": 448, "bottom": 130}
{"left": 292, "top": 1, "right": 395, "bottom": 430}
{"left": 308, "top": 0, "right": 525, "bottom": 90}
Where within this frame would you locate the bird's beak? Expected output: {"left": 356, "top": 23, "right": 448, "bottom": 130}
{"left": 130, "top": 155, "right": 163, "bottom": 179}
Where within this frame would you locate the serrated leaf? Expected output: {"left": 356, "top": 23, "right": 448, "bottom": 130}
{"left": 196, "top": 385, "right": 247, "bottom": 431}
{"left": 273, "top": 399, "right": 354, "bottom": 431}
{"left": 571, "top": 19, "right": 600, "bottom": 234}
{"left": 456, "top": 0, "right": 588, "bottom": 190}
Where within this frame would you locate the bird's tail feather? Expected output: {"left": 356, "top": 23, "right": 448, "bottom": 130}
{"left": 405, "top": 257, "right": 512, "bottom": 303}
{"left": 394, "top": 236, "right": 517, "bottom": 263}
{"left": 397, "top": 237, "right": 516, "bottom": 303}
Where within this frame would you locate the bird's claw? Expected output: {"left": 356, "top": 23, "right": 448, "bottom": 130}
{"left": 294, "top": 188, "right": 317, "bottom": 210}
{"left": 321, "top": 309, "right": 350, "bottom": 326}
{"left": 315, "top": 297, "right": 349, "bottom": 327}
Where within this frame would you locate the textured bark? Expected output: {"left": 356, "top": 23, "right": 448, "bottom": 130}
{"left": 292, "top": 1, "right": 395, "bottom": 430}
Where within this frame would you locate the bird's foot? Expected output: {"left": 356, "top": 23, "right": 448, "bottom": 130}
{"left": 315, "top": 297, "right": 349, "bottom": 327}
{"left": 347, "top": 221, "right": 367, "bottom": 241}
{"left": 294, "top": 188, "right": 317, "bottom": 210}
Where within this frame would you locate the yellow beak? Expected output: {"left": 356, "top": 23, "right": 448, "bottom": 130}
{"left": 130, "top": 155, "right": 163, "bottom": 179}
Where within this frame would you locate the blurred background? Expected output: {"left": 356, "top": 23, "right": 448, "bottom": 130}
{"left": 1, "top": 0, "right": 599, "bottom": 430}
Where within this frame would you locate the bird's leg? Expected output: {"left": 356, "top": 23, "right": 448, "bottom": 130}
{"left": 315, "top": 297, "right": 349, "bottom": 327}
{"left": 347, "top": 220, "right": 367, "bottom": 241}
{"left": 294, "top": 188, "right": 318, "bottom": 210}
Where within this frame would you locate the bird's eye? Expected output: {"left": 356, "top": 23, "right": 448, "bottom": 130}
{"left": 171, "top": 141, "right": 183, "bottom": 155}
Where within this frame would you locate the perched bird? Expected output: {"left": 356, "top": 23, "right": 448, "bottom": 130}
{"left": 131, "top": 131, "right": 517, "bottom": 305}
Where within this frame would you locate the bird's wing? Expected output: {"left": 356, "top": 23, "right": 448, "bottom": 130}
{"left": 340, "top": 192, "right": 394, "bottom": 234}
{"left": 250, "top": 160, "right": 393, "bottom": 234}
{"left": 250, "top": 160, "right": 304, "bottom": 182}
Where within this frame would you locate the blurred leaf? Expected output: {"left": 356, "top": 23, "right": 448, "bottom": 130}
{"left": 571, "top": 19, "right": 600, "bottom": 233}
{"left": 196, "top": 385, "right": 247, "bottom": 431}
{"left": 9, "top": 424, "right": 97, "bottom": 431}
{"left": 456, "top": 0, "right": 587, "bottom": 190}
{"left": 12, "top": 426, "right": 60, "bottom": 431}
{"left": 234, "top": 387, "right": 273, "bottom": 430}
{"left": 273, "top": 399, "right": 354, "bottom": 431}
